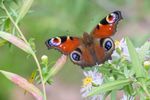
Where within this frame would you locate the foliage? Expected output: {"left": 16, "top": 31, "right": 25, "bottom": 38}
{"left": 86, "top": 38, "right": 150, "bottom": 99}
{"left": 0, "top": 0, "right": 150, "bottom": 100}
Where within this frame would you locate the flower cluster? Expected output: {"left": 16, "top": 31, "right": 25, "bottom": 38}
{"left": 80, "top": 38, "right": 150, "bottom": 100}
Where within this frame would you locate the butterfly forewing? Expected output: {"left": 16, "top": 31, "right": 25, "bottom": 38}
{"left": 91, "top": 11, "right": 122, "bottom": 38}
{"left": 45, "top": 36, "right": 80, "bottom": 55}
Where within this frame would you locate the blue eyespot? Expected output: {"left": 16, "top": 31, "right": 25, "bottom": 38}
{"left": 102, "top": 38, "right": 114, "bottom": 51}
{"left": 105, "top": 41, "right": 112, "bottom": 51}
{"left": 72, "top": 53, "right": 80, "bottom": 61}
{"left": 70, "top": 51, "right": 81, "bottom": 62}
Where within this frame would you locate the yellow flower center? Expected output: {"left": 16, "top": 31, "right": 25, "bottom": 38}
{"left": 83, "top": 77, "right": 93, "bottom": 87}
{"left": 115, "top": 40, "right": 120, "bottom": 46}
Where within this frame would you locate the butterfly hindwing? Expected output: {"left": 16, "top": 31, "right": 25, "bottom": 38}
{"left": 45, "top": 36, "right": 80, "bottom": 55}
{"left": 91, "top": 11, "right": 122, "bottom": 38}
{"left": 69, "top": 36, "right": 115, "bottom": 67}
{"left": 93, "top": 37, "right": 115, "bottom": 64}
{"left": 69, "top": 45, "right": 96, "bottom": 67}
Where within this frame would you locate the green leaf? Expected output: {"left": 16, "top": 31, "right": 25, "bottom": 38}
{"left": 111, "top": 90, "right": 116, "bottom": 100}
{"left": 12, "top": 0, "right": 19, "bottom": 5}
{"left": 16, "top": 0, "right": 34, "bottom": 23}
{"left": 88, "top": 79, "right": 131, "bottom": 96}
{"left": 0, "top": 31, "right": 34, "bottom": 54}
{"left": 138, "top": 41, "right": 150, "bottom": 61}
{"left": 126, "top": 37, "right": 147, "bottom": 78}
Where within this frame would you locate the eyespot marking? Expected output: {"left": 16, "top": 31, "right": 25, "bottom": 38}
{"left": 100, "top": 38, "right": 114, "bottom": 52}
{"left": 105, "top": 41, "right": 112, "bottom": 51}
{"left": 70, "top": 50, "right": 81, "bottom": 62}
{"left": 106, "top": 13, "right": 116, "bottom": 24}
{"left": 49, "top": 37, "right": 61, "bottom": 46}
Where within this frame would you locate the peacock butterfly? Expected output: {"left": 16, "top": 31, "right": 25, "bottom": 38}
{"left": 45, "top": 11, "right": 122, "bottom": 67}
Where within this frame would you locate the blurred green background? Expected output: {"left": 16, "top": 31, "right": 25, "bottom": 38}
{"left": 0, "top": 0, "right": 150, "bottom": 100}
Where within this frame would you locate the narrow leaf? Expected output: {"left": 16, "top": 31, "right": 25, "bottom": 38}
{"left": 44, "top": 55, "right": 67, "bottom": 83}
{"left": 88, "top": 79, "right": 131, "bottom": 96}
{"left": 126, "top": 37, "right": 146, "bottom": 77}
{"left": 0, "top": 31, "right": 33, "bottom": 54}
{"left": 16, "top": 0, "right": 33, "bottom": 23}
{"left": 0, "top": 70, "right": 43, "bottom": 100}
{"left": 138, "top": 41, "right": 150, "bottom": 61}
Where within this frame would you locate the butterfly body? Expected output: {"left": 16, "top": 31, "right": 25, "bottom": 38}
{"left": 45, "top": 11, "right": 122, "bottom": 67}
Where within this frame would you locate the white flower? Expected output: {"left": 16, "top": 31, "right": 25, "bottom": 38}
{"left": 80, "top": 68, "right": 103, "bottom": 100}
{"left": 144, "top": 61, "right": 150, "bottom": 66}
{"left": 121, "top": 93, "right": 134, "bottom": 100}
{"left": 112, "top": 38, "right": 130, "bottom": 60}
{"left": 112, "top": 38, "right": 150, "bottom": 62}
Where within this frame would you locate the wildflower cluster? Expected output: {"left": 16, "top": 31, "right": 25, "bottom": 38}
{"left": 81, "top": 38, "right": 150, "bottom": 100}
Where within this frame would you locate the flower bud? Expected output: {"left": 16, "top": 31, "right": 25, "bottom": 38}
{"left": 41, "top": 55, "right": 48, "bottom": 65}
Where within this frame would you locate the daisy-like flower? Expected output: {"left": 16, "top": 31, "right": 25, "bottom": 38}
{"left": 112, "top": 38, "right": 150, "bottom": 62}
{"left": 80, "top": 68, "right": 103, "bottom": 100}
{"left": 112, "top": 38, "right": 130, "bottom": 60}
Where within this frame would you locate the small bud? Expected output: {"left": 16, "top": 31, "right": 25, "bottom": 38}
{"left": 144, "top": 61, "right": 150, "bottom": 70}
{"left": 109, "top": 76, "right": 115, "bottom": 81}
{"left": 41, "top": 55, "right": 48, "bottom": 65}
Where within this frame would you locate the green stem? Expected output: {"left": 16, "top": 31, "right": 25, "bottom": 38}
{"left": 2, "top": 4, "right": 28, "bottom": 43}
{"left": 142, "top": 84, "right": 150, "bottom": 98}
{"left": 2, "top": 3, "right": 47, "bottom": 100}
{"left": 33, "top": 54, "right": 47, "bottom": 100}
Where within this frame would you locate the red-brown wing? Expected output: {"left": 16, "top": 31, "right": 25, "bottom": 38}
{"left": 69, "top": 45, "right": 96, "bottom": 67}
{"left": 45, "top": 36, "right": 80, "bottom": 55}
{"left": 93, "top": 38, "right": 115, "bottom": 64}
{"left": 91, "top": 11, "right": 123, "bottom": 38}
{"left": 69, "top": 37, "right": 115, "bottom": 67}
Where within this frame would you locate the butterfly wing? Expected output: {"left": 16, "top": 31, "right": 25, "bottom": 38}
{"left": 69, "top": 44, "right": 96, "bottom": 67}
{"left": 91, "top": 11, "right": 123, "bottom": 38}
{"left": 69, "top": 37, "right": 115, "bottom": 67}
{"left": 45, "top": 36, "right": 80, "bottom": 55}
{"left": 93, "top": 37, "right": 115, "bottom": 64}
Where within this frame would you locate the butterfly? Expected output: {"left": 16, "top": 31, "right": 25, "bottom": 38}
{"left": 45, "top": 11, "right": 123, "bottom": 68}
